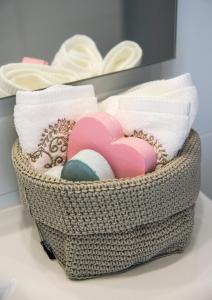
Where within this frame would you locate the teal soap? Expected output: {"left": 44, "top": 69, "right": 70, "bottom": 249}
{"left": 61, "top": 160, "right": 99, "bottom": 181}
{"left": 61, "top": 149, "right": 115, "bottom": 182}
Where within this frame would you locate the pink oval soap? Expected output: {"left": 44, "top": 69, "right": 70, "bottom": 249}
{"left": 67, "top": 112, "right": 156, "bottom": 178}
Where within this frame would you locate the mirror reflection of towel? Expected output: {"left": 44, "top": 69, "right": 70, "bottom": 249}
{"left": 0, "top": 35, "right": 142, "bottom": 98}
{"left": 52, "top": 35, "right": 142, "bottom": 77}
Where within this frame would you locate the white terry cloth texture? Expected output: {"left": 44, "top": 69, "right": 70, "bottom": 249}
{"left": 16, "top": 84, "right": 95, "bottom": 106}
{"left": 115, "top": 110, "right": 190, "bottom": 164}
{"left": 14, "top": 84, "right": 98, "bottom": 171}
{"left": 0, "top": 63, "right": 77, "bottom": 98}
{"left": 125, "top": 73, "right": 194, "bottom": 95}
{"left": 102, "top": 40, "right": 142, "bottom": 74}
{"left": 52, "top": 35, "right": 142, "bottom": 78}
{"left": 52, "top": 35, "right": 103, "bottom": 80}
{"left": 100, "top": 74, "right": 198, "bottom": 164}
{"left": 101, "top": 86, "right": 198, "bottom": 131}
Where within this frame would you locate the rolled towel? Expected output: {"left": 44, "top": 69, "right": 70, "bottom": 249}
{"left": 0, "top": 63, "right": 77, "bottom": 97}
{"left": 52, "top": 34, "right": 103, "bottom": 79}
{"left": 14, "top": 84, "right": 98, "bottom": 171}
{"left": 0, "top": 87, "right": 8, "bottom": 98}
{"left": 52, "top": 35, "right": 142, "bottom": 78}
{"left": 102, "top": 40, "right": 142, "bottom": 74}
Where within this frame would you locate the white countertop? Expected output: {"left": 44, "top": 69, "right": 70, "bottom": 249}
{"left": 0, "top": 192, "right": 212, "bottom": 300}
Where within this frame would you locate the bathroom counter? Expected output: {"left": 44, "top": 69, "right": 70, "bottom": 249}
{"left": 0, "top": 192, "right": 212, "bottom": 300}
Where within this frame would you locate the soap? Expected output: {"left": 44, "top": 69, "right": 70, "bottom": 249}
{"left": 67, "top": 112, "right": 157, "bottom": 178}
{"left": 61, "top": 149, "right": 115, "bottom": 182}
{"left": 22, "top": 57, "right": 48, "bottom": 65}
{"left": 45, "top": 166, "right": 63, "bottom": 179}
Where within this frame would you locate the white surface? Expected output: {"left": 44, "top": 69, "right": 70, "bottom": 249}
{"left": 0, "top": 191, "right": 19, "bottom": 210}
{"left": 0, "top": 192, "right": 212, "bottom": 300}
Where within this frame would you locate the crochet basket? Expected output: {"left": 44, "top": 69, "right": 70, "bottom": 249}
{"left": 12, "top": 130, "right": 201, "bottom": 280}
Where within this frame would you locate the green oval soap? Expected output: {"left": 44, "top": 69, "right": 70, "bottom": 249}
{"left": 61, "top": 159, "right": 99, "bottom": 181}
{"left": 61, "top": 149, "right": 115, "bottom": 182}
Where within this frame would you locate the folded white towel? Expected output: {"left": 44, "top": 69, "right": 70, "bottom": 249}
{"left": 102, "top": 87, "right": 197, "bottom": 131}
{"left": 14, "top": 85, "right": 98, "bottom": 171}
{"left": 102, "top": 41, "right": 142, "bottom": 74}
{"left": 101, "top": 74, "right": 197, "bottom": 125}
{"left": 100, "top": 73, "right": 198, "bottom": 163}
{"left": 161, "top": 86, "right": 198, "bottom": 130}
{"left": 118, "top": 96, "right": 190, "bottom": 115}
{"left": 125, "top": 73, "right": 198, "bottom": 131}
{"left": 0, "top": 63, "right": 77, "bottom": 97}
{"left": 126, "top": 73, "right": 193, "bottom": 95}
{"left": 101, "top": 91, "right": 189, "bottom": 114}
{"left": 52, "top": 35, "right": 142, "bottom": 78}
{"left": 52, "top": 35, "right": 103, "bottom": 79}
{"left": 115, "top": 110, "right": 190, "bottom": 163}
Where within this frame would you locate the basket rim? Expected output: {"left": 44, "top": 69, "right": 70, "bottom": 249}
{"left": 12, "top": 129, "right": 199, "bottom": 190}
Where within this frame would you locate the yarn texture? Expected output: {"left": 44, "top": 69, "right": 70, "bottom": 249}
{"left": 12, "top": 130, "right": 201, "bottom": 279}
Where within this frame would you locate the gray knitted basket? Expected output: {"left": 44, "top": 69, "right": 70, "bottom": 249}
{"left": 12, "top": 130, "right": 201, "bottom": 280}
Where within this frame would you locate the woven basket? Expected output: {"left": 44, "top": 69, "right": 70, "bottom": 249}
{"left": 12, "top": 130, "right": 201, "bottom": 280}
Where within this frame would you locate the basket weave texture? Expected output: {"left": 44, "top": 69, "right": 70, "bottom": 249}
{"left": 12, "top": 130, "right": 201, "bottom": 279}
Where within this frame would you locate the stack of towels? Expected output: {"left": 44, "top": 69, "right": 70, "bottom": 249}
{"left": 100, "top": 73, "right": 198, "bottom": 164}
{"left": 14, "top": 73, "right": 198, "bottom": 180}
{"left": 0, "top": 35, "right": 142, "bottom": 98}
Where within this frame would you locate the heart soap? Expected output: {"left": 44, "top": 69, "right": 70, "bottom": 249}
{"left": 61, "top": 149, "right": 115, "bottom": 181}
{"left": 67, "top": 112, "right": 157, "bottom": 179}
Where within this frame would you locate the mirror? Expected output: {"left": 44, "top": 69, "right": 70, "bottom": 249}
{"left": 0, "top": 0, "right": 177, "bottom": 99}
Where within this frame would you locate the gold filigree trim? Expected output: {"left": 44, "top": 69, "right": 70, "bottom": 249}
{"left": 128, "top": 130, "right": 168, "bottom": 165}
{"left": 28, "top": 118, "right": 75, "bottom": 169}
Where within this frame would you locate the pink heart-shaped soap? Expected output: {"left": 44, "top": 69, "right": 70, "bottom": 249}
{"left": 67, "top": 112, "right": 156, "bottom": 178}
{"left": 22, "top": 57, "right": 48, "bottom": 65}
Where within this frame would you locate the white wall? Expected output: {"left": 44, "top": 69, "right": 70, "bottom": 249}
{"left": 161, "top": 0, "right": 212, "bottom": 198}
